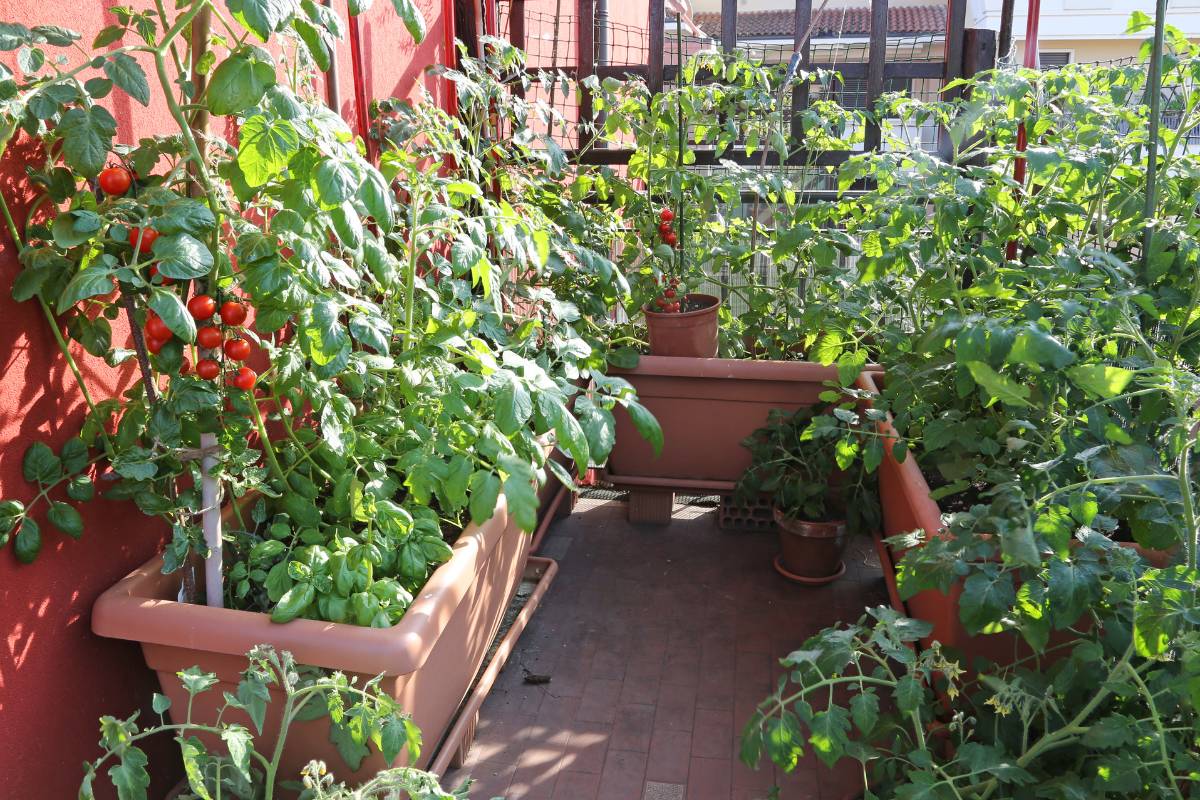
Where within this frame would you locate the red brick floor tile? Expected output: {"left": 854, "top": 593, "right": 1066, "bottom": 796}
{"left": 552, "top": 770, "right": 601, "bottom": 800}
{"left": 560, "top": 721, "right": 612, "bottom": 775}
{"left": 621, "top": 659, "right": 664, "bottom": 706}
{"left": 655, "top": 683, "right": 697, "bottom": 731}
{"left": 690, "top": 708, "right": 734, "bottom": 760}
{"left": 685, "top": 757, "right": 731, "bottom": 800}
{"left": 646, "top": 726, "right": 692, "bottom": 784}
{"left": 695, "top": 667, "right": 735, "bottom": 712}
{"left": 732, "top": 755, "right": 778, "bottom": 792}
{"left": 577, "top": 678, "right": 624, "bottom": 724}
{"left": 448, "top": 758, "right": 516, "bottom": 799}
{"left": 611, "top": 703, "right": 657, "bottom": 753}
{"left": 596, "top": 749, "right": 648, "bottom": 800}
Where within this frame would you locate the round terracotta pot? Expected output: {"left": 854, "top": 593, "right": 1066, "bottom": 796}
{"left": 773, "top": 506, "right": 848, "bottom": 584}
{"left": 643, "top": 293, "right": 720, "bottom": 357}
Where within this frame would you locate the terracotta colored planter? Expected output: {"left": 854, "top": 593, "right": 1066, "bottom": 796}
{"left": 857, "top": 370, "right": 1171, "bottom": 666}
{"left": 607, "top": 357, "right": 844, "bottom": 489}
{"left": 643, "top": 293, "right": 720, "bottom": 357}
{"left": 92, "top": 492, "right": 531, "bottom": 782}
{"left": 774, "top": 508, "right": 848, "bottom": 585}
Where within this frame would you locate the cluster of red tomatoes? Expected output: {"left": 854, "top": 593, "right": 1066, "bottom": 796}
{"left": 144, "top": 297, "right": 256, "bottom": 389}
{"left": 657, "top": 206, "right": 677, "bottom": 248}
{"left": 103, "top": 164, "right": 260, "bottom": 393}
{"left": 653, "top": 275, "right": 682, "bottom": 313}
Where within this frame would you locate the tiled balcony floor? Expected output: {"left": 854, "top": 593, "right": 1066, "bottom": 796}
{"left": 442, "top": 494, "right": 887, "bottom": 800}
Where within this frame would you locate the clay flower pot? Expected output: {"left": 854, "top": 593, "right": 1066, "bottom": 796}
{"left": 774, "top": 507, "right": 848, "bottom": 585}
{"left": 93, "top": 492, "right": 531, "bottom": 781}
{"left": 643, "top": 293, "right": 720, "bottom": 357}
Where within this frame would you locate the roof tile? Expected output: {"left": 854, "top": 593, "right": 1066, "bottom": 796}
{"left": 691, "top": 5, "right": 946, "bottom": 39}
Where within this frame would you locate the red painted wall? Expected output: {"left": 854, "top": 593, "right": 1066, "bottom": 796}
{"left": 0, "top": 2, "right": 448, "bottom": 798}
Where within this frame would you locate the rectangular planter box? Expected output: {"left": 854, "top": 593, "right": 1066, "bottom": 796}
{"left": 607, "top": 356, "right": 845, "bottom": 490}
{"left": 857, "top": 370, "right": 1169, "bottom": 667}
{"left": 92, "top": 492, "right": 531, "bottom": 782}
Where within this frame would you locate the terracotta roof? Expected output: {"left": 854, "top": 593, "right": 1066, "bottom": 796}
{"left": 692, "top": 5, "right": 946, "bottom": 39}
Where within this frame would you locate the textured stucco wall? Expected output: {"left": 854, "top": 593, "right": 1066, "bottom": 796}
{"left": 0, "top": 2, "right": 448, "bottom": 798}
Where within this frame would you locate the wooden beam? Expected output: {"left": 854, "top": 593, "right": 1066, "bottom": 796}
{"left": 659, "top": 61, "right": 945, "bottom": 83}
{"left": 962, "top": 28, "right": 997, "bottom": 84}
{"left": 791, "top": 0, "right": 813, "bottom": 143}
{"left": 943, "top": 0, "right": 968, "bottom": 94}
{"left": 510, "top": 0, "right": 526, "bottom": 98}
{"left": 721, "top": 0, "right": 737, "bottom": 52}
{"left": 998, "top": 0, "right": 1015, "bottom": 63}
{"left": 863, "top": 0, "right": 888, "bottom": 151}
{"left": 569, "top": 146, "right": 855, "bottom": 167}
{"left": 578, "top": 0, "right": 595, "bottom": 132}
{"left": 648, "top": 0, "right": 665, "bottom": 94}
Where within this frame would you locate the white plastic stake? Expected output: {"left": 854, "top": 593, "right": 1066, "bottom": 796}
{"left": 201, "top": 431, "right": 223, "bottom": 608}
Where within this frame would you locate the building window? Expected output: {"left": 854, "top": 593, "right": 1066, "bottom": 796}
{"left": 1039, "top": 51, "right": 1071, "bottom": 69}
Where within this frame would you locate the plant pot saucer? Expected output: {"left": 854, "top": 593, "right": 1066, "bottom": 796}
{"left": 773, "top": 554, "right": 845, "bottom": 586}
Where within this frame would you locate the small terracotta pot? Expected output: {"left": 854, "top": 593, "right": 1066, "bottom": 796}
{"left": 774, "top": 507, "right": 848, "bottom": 584}
{"left": 643, "top": 293, "right": 720, "bottom": 357}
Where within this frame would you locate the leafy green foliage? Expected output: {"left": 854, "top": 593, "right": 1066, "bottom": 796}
{"left": 80, "top": 646, "right": 462, "bottom": 800}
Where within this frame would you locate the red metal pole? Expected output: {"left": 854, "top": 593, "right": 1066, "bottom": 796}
{"left": 348, "top": 11, "right": 375, "bottom": 162}
{"left": 1007, "top": 0, "right": 1041, "bottom": 260}
{"left": 442, "top": 0, "right": 459, "bottom": 116}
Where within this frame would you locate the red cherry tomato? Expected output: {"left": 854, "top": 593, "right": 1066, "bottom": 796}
{"left": 232, "top": 366, "right": 257, "bottom": 391}
{"left": 195, "top": 358, "right": 220, "bottom": 380}
{"left": 658, "top": 221, "right": 673, "bottom": 236}
{"left": 145, "top": 314, "right": 171, "bottom": 341}
{"left": 98, "top": 166, "right": 132, "bottom": 196}
{"left": 219, "top": 300, "right": 248, "bottom": 326}
{"left": 224, "top": 338, "right": 251, "bottom": 361}
{"left": 187, "top": 294, "right": 217, "bottom": 320}
{"left": 197, "top": 326, "right": 224, "bottom": 350}
{"left": 180, "top": 356, "right": 191, "bottom": 375}
{"left": 145, "top": 335, "right": 167, "bottom": 354}
{"left": 663, "top": 232, "right": 678, "bottom": 247}
{"left": 655, "top": 296, "right": 667, "bottom": 309}
{"left": 670, "top": 277, "right": 679, "bottom": 286}
{"left": 664, "top": 288, "right": 676, "bottom": 299}
{"left": 659, "top": 207, "right": 674, "bottom": 223}
{"left": 670, "top": 302, "right": 681, "bottom": 313}
{"left": 132, "top": 227, "right": 158, "bottom": 254}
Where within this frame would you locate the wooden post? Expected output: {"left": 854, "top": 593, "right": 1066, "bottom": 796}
{"left": 943, "top": 0, "right": 968, "bottom": 96}
{"left": 511, "top": 0, "right": 526, "bottom": 98}
{"left": 578, "top": 0, "right": 595, "bottom": 131}
{"left": 863, "top": 0, "right": 888, "bottom": 152}
{"left": 791, "top": 0, "right": 813, "bottom": 144}
{"left": 998, "top": 0, "right": 1015, "bottom": 63}
{"left": 721, "top": 0, "right": 737, "bottom": 52}
{"left": 962, "top": 28, "right": 997, "bottom": 84}
{"left": 648, "top": 0, "right": 665, "bottom": 95}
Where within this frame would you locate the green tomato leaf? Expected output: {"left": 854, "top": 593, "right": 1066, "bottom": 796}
{"left": 625, "top": 399, "right": 663, "bottom": 457}
{"left": 14, "top": 517, "right": 41, "bottom": 563}
{"left": 152, "top": 233, "right": 214, "bottom": 280}
{"left": 58, "top": 105, "right": 117, "bottom": 177}
{"left": 1067, "top": 364, "right": 1136, "bottom": 399}
{"left": 964, "top": 360, "right": 1031, "bottom": 408}
{"left": 207, "top": 48, "right": 276, "bottom": 116}
{"left": 148, "top": 287, "right": 197, "bottom": 342}
{"left": 23, "top": 441, "right": 62, "bottom": 484}
{"left": 103, "top": 52, "right": 150, "bottom": 106}
{"left": 237, "top": 115, "right": 299, "bottom": 188}
{"left": 57, "top": 267, "right": 114, "bottom": 311}
{"left": 390, "top": 0, "right": 426, "bottom": 43}
{"left": 468, "top": 469, "right": 502, "bottom": 527}
{"left": 47, "top": 501, "right": 83, "bottom": 539}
